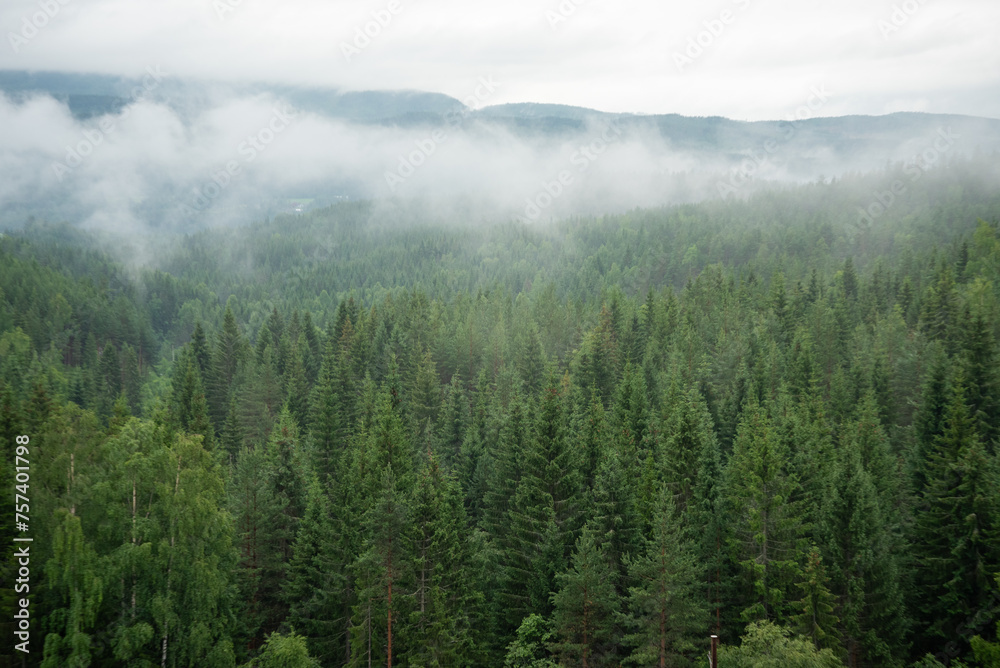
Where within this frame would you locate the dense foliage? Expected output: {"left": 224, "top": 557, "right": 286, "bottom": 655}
{"left": 2, "top": 160, "right": 1000, "bottom": 666}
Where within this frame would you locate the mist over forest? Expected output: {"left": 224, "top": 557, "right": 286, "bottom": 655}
{"left": 2, "top": 1, "right": 1000, "bottom": 666}
{"left": 2, "top": 70, "right": 1000, "bottom": 244}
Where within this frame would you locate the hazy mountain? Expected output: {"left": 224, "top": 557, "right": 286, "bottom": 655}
{"left": 2, "top": 69, "right": 999, "bottom": 234}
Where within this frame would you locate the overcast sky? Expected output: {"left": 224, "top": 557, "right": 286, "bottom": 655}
{"left": 2, "top": 0, "right": 998, "bottom": 120}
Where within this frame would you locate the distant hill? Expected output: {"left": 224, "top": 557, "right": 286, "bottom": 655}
{"left": 3, "top": 69, "right": 999, "bottom": 163}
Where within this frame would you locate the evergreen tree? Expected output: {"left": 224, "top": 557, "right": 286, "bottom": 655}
{"left": 210, "top": 302, "right": 248, "bottom": 427}
{"left": 822, "top": 420, "right": 907, "bottom": 666}
{"left": 724, "top": 397, "right": 804, "bottom": 624}
{"left": 285, "top": 338, "right": 311, "bottom": 434}
{"left": 587, "top": 446, "right": 642, "bottom": 598}
{"left": 230, "top": 443, "right": 288, "bottom": 652}
{"left": 503, "top": 377, "right": 583, "bottom": 624}
{"left": 791, "top": 546, "right": 840, "bottom": 653}
{"left": 960, "top": 307, "right": 1000, "bottom": 450}
{"left": 622, "top": 487, "right": 704, "bottom": 667}
{"left": 552, "top": 527, "right": 621, "bottom": 667}
{"left": 120, "top": 342, "right": 142, "bottom": 414}
{"left": 914, "top": 376, "right": 1000, "bottom": 659}
{"left": 403, "top": 454, "right": 481, "bottom": 666}
{"left": 191, "top": 321, "right": 211, "bottom": 379}
{"left": 284, "top": 476, "right": 344, "bottom": 666}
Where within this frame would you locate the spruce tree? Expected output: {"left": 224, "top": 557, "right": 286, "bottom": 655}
{"left": 209, "top": 302, "right": 247, "bottom": 427}
{"left": 404, "top": 454, "right": 481, "bottom": 666}
{"left": 284, "top": 476, "right": 344, "bottom": 665}
{"left": 791, "top": 546, "right": 840, "bottom": 653}
{"left": 622, "top": 486, "right": 704, "bottom": 667}
{"left": 552, "top": 527, "right": 621, "bottom": 667}
{"left": 724, "top": 397, "right": 804, "bottom": 624}
{"left": 914, "top": 376, "right": 1000, "bottom": 658}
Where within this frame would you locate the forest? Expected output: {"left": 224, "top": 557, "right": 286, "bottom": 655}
{"left": 2, "top": 156, "right": 1000, "bottom": 667}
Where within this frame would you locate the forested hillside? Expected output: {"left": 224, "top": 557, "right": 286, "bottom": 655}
{"left": 2, "top": 159, "right": 1000, "bottom": 667}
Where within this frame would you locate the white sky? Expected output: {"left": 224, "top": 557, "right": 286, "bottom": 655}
{"left": 1, "top": 0, "right": 998, "bottom": 120}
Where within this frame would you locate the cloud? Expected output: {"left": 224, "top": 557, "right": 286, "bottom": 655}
{"left": 0, "top": 0, "right": 997, "bottom": 119}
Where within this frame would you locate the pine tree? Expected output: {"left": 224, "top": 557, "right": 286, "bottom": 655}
{"left": 724, "top": 397, "right": 804, "bottom": 624}
{"left": 622, "top": 487, "right": 704, "bottom": 667}
{"left": 914, "top": 376, "right": 1000, "bottom": 658}
{"left": 822, "top": 398, "right": 908, "bottom": 666}
{"left": 309, "top": 333, "right": 342, "bottom": 481}
{"left": 349, "top": 386, "right": 415, "bottom": 668}
{"left": 284, "top": 476, "right": 344, "bottom": 665}
{"left": 210, "top": 302, "right": 247, "bottom": 427}
{"left": 587, "top": 447, "right": 641, "bottom": 596}
{"left": 120, "top": 343, "right": 142, "bottom": 414}
{"left": 436, "top": 373, "right": 468, "bottom": 473}
{"left": 411, "top": 349, "right": 442, "bottom": 429}
{"left": 503, "top": 377, "right": 584, "bottom": 624}
{"left": 661, "top": 386, "right": 715, "bottom": 515}
{"left": 791, "top": 546, "right": 840, "bottom": 653}
{"left": 912, "top": 342, "right": 951, "bottom": 494}
{"left": 576, "top": 387, "right": 608, "bottom": 493}
{"left": 611, "top": 362, "right": 648, "bottom": 466}
{"left": 484, "top": 391, "right": 529, "bottom": 541}
{"left": 285, "top": 338, "right": 311, "bottom": 434}
{"left": 230, "top": 443, "right": 288, "bottom": 651}
{"left": 404, "top": 454, "right": 481, "bottom": 666}
{"left": 191, "top": 321, "right": 211, "bottom": 379}
{"left": 961, "top": 307, "right": 1000, "bottom": 450}
{"left": 684, "top": 388, "right": 730, "bottom": 638}
{"left": 350, "top": 465, "right": 411, "bottom": 668}
{"left": 97, "top": 342, "right": 121, "bottom": 420}
{"left": 221, "top": 396, "right": 244, "bottom": 461}
{"left": 552, "top": 527, "right": 621, "bottom": 667}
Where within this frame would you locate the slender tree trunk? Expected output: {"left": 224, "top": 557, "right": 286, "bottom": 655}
{"left": 387, "top": 544, "right": 393, "bottom": 668}
{"left": 345, "top": 579, "right": 353, "bottom": 666}
{"left": 660, "top": 605, "right": 667, "bottom": 668}
{"left": 162, "top": 461, "right": 181, "bottom": 668}
{"left": 161, "top": 624, "right": 168, "bottom": 668}
{"left": 131, "top": 477, "right": 137, "bottom": 620}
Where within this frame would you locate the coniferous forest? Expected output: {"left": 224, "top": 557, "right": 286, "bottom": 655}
{"left": 3, "top": 159, "right": 1000, "bottom": 667}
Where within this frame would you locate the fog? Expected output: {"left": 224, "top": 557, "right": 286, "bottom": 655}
{"left": 2, "top": 80, "right": 1000, "bottom": 257}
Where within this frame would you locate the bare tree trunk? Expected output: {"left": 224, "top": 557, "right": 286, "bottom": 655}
{"left": 161, "top": 624, "right": 168, "bottom": 668}
{"left": 387, "top": 545, "right": 393, "bottom": 668}
{"left": 131, "top": 478, "right": 137, "bottom": 620}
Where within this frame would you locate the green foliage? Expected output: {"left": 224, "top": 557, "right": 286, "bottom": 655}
{"left": 503, "top": 614, "right": 558, "bottom": 668}
{"left": 622, "top": 486, "right": 704, "bottom": 666}
{"left": 5, "top": 170, "right": 1000, "bottom": 665}
{"left": 242, "top": 631, "right": 320, "bottom": 668}
{"left": 552, "top": 527, "right": 621, "bottom": 666}
{"left": 717, "top": 620, "right": 842, "bottom": 668}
